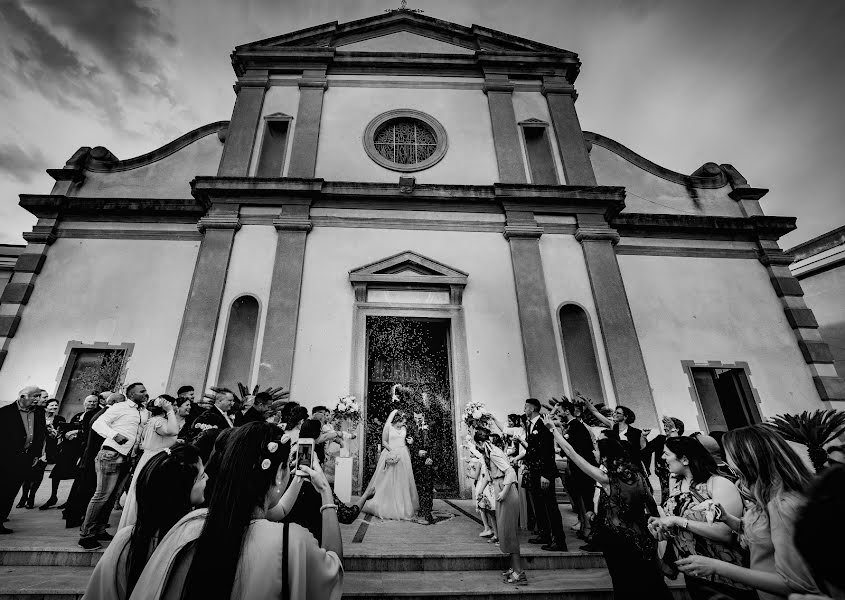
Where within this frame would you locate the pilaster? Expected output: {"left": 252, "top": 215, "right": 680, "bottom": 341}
{"left": 483, "top": 76, "right": 527, "bottom": 183}
{"left": 757, "top": 242, "right": 845, "bottom": 403}
{"left": 257, "top": 202, "right": 313, "bottom": 388}
{"left": 502, "top": 210, "right": 564, "bottom": 399}
{"left": 576, "top": 213, "right": 658, "bottom": 427}
{"left": 542, "top": 77, "right": 596, "bottom": 186}
{"left": 167, "top": 207, "right": 241, "bottom": 391}
{"left": 217, "top": 71, "right": 269, "bottom": 177}
{"left": 287, "top": 69, "right": 328, "bottom": 178}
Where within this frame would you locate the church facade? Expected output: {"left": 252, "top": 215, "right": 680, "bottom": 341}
{"left": 1, "top": 11, "right": 841, "bottom": 494}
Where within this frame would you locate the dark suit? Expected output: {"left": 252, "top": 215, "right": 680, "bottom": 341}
{"left": 408, "top": 420, "right": 434, "bottom": 520}
{"left": 525, "top": 416, "right": 566, "bottom": 546}
{"left": 0, "top": 402, "right": 47, "bottom": 519}
{"left": 63, "top": 407, "right": 106, "bottom": 525}
{"left": 563, "top": 418, "right": 597, "bottom": 522}
{"left": 192, "top": 406, "right": 233, "bottom": 436}
{"left": 235, "top": 407, "right": 264, "bottom": 427}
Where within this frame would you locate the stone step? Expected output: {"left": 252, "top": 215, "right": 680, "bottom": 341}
{"left": 0, "top": 567, "right": 689, "bottom": 600}
{"left": 0, "top": 546, "right": 606, "bottom": 571}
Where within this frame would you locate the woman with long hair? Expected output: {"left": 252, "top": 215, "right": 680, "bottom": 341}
{"left": 119, "top": 394, "right": 189, "bottom": 529}
{"left": 542, "top": 413, "right": 673, "bottom": 600}
{"left": 83, "top": 444, "right": 206, "bottom": 600}
{"left": 675, "top": 425, "right": 821, "bottom": 600}
{"left": 129, "top": 422, "right": 342, "bottom": 600}
{"left": 362, "top": 409, "right": 419, "bottom": 520}
{"left": 648, "top": 436, "right": 755, "bottom": 600}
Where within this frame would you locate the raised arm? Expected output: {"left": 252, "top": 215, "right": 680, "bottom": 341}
{"left": 543, "top": 415, "right": 608, "bottom": 485}
{"left": 578, "top": 395, "right": 612, "bottom": 428}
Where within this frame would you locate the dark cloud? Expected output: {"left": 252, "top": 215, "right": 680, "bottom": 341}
{"left": 0, "top": 143, "right": 49, "bottom": 184}
{"left": 0, "top": 0, "right": 177, "bottom": 128}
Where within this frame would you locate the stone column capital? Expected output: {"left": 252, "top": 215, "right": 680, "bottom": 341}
{"left": 503, "top": 224, "right": 543, "bottom": 240}
{"left": 273, "top": 216, "right": 313, "bottom": 232}
{"left": 541, "top": 76, "right": 578, "bottom": 100}
{"left": 197, "top": 213, "right": 241, "bottom": 233}
{"left": 575, "top": 224, "right": 620, "bottom": 245}
{"left": 483, "top": 78, "right": 515, "bottom": 94}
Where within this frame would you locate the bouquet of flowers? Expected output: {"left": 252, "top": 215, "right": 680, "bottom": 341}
{"left": 384, "top": 451, "right": 401, "bottom": 469}
{"left": 462, "top": 400, "right": 492, "bottom": 430}
{"left": 331, "top": 394, "right": 361, "bottom": 429}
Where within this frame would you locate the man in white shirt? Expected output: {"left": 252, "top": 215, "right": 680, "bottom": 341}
{"left": 78, "top": 382, "right": 149, "bottom": 549}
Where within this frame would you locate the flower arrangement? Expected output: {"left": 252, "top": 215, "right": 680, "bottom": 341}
{"left": 384, "top": 451, "right": 401, "bottom": 469}
{"left": 462, "top": 400, "right": 491, "bottom": 430}
{"left": 332, "top": 394, "right": 361, "bottom": 429}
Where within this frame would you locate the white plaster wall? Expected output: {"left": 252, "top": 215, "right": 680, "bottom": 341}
{"left": 590, "top": 145, "right": 742, "bottom": 217}
{"left": 512, "top": 91, "right": 566, "bottom": 185}
{"left": 314, "top": 87, "right": 499, "bottom": 185}
{"left": 618, "top": 254, "right": 824, "bottom": 431}
{"left": 248, "top": 87, "right": 301, "bottom": 177}
{"left": 798, "top": 262, "right": 845, "bottom": 378}
{"left": 206, "top": 225, "right": 278, "bottom": 389}
{"left": 0, "top": 238, "right": 199, "bottom": 401}
{"left": 539, "top": 234, "right": 616, "bottom": 404}
{"left": 291, "top": 226, "right": 529, "bottom": 419}
{"left": 78, "top": 133, "right": 224, "bottom": 198}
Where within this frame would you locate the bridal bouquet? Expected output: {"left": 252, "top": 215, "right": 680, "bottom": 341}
{"left": 384, "top": 451, "right": 401, "bottom": 469}
{"left": 462, "top": 401, "right": 492, "bottom": 430}
{"left": 331, "top": 394, "right": 361, "bottom": 428}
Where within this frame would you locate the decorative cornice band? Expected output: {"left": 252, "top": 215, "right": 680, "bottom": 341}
{"left": 273, "top": 216, "right": 313, "bottom": 232}
{"left": 729, "top": 187, "right": 769, "bottom": 202}
{"left": 22, "top": 230, "right": 57, "bottom": 245}
{"left": 576, "top": 225, "right": 620, "bottom": 244}
{"left": 298, "top": 79, "right": 328, "bottom": 90}
{"left": 758, "top": 250, "right": 796, "bottom": 266}
{"left": 503, "top": 225, "right": 543, "bottom": 240}
{"left": 541, "top": 82, "right": 577, "bottom": 98}
{"left": 197, "top": 214, "right": 241, "bottom": 232}
{"left": 483, "top": 80, "right": 515, "bottom": 94}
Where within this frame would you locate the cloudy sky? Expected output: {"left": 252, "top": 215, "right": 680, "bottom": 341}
{"left": 0, "top": 0, "right": 842, "bottom": 247}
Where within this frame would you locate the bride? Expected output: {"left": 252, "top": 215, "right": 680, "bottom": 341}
{"left": 362, "top": 408, "right": 419, "bottom": 520}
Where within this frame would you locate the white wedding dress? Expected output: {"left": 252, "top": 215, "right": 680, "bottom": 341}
{"left": 362, "top": 424, "right": 419, "bottom": 520}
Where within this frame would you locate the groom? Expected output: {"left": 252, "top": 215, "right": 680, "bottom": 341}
{"left": 401, "top": 388, "right": 436, "bottom": 523}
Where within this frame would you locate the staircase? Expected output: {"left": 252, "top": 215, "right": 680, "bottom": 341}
{"left": 0, "top": 494, "right": 688, "bottom": 599}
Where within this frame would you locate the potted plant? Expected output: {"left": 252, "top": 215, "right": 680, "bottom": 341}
{"left": 767, "top": 409, "right": 845, "bottom": 473}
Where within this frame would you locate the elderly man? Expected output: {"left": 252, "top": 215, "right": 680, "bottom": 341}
{"left": 78, "top": 384, "right": 148, "bottom": 549}
{"left": 192, "top": 390, "right": 235, "bottom": 433}
{"left": 0, "top": 387, "right": 48, "bottom": 534}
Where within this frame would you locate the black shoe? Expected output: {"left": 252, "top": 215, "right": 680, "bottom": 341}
{"left": 39, "top": 497, "right": 58, "bottom": 510}
{"left": 65, "top": 518, "right": 82, "bottom": 528}
{"left": 527, "top": 536, "right": 549, "bottom": 545}
{"left": 78, "top": 537, "right": 102, "bottom": 550}
{"left": 580, "top": 543, "right": 602, "bottom": 552}
{"left": 0, "top": 525, "right": 12, "bottom": 535}
{"left": 15, "top": 500, "right": 25, "bottom": 509}
{"left": 95, "top": 531, "right": 114, "bottom": 541}
{"left": 541, "top": 542, "right": 568, "bottom": 552}
{"left": 55, "top": 503, "right": 67, "bottom": 510}
{"left": 24, "top": 501, "right": 34, "bottom": 509}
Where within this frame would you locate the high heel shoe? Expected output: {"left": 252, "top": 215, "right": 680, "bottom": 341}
{"left": 479, "top": 530, "right": 493, "bottom": 537}
{"left": 504, "top": 571, "right": 528, "bottom": 586}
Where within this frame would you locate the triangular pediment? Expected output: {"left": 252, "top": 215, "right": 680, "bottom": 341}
{"left": 237, "top": 12, "right": 571, "bottom": 55}
{"left": 349, "top": 250, "right": 468, "bottom": 282}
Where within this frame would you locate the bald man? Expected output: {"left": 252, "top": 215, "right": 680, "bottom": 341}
{"left": 0, "top": 387, "right": 48, "bottom": 533}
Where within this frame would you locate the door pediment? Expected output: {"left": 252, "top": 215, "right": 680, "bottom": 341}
{"left": 349, "top": 251, "right": 468, "bottom": 304}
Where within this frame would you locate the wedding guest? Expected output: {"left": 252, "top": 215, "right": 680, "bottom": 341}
{"left": 128, "top": 422, "right": 343, "bottom": 600}
{"left": 649, "top": 436, "right": 754, "bottom": 600}
{"left": 0, "top": 386, "right": 47, "bottom": 534}
{"left": 475, "top": 428, "right": 527, "bottom": 585}
{"left": 18, "top": 399, "right": 64, "bottom": 509}
{"left": 581, "top": 397, "right": 646, "bottom": 468}
{"left": 63, "top": 395, "right": 112, "bottom": 527}
{"left": 191, "top": 390, "right": 234, "bottom": 435}
{"left": 652, "top": 416, "right": 685, "bottom": 502}
{"left": 676, "top": 425, "right": 821, "bottom": 600}
{"left": 523, "top": 398, "right": 567, "bottom": 551}
{"left": 544, "top": 415, "right": 673, "bottom": 600}
{"left": 43, "top": 399, "right": 91, "bottom": 509}
{"left": 82, "top": 444, "right": 206, "bottom": 600}
{"left": 199, "top": 427, "right": 235, "bottom": 504}
{"left": 235, "top": 391, "right": 273, "bottom": 426}
{"left": 557, "top": 399, "right": 598, "bottom": 541}
{"left": 504, "top": 414, "right": 530, "bottom": 531}
{"left": 695, "top": 434, "right": 738, "bottom": 482}
{"left": 284, "top": 405, "right": 310, "bottom": 444}
{"left": 118, "top": 394, "right": 186, "bottom": 530}
{"left": 466, "top": 439, "right": 496, "bottom": 537}
{"left": 794, "top": 464, "right": 845, "bottom": 600}
{"left": 79, "top": 383, "right": 149, "bottom": 550}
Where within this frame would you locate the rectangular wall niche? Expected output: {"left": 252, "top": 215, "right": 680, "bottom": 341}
{"left": 521, "top": 123, "right": 558, "bottom": 185}
{"left": 366, "top": 289, "right": 450, "bottom": 304}
{"left": 255, "top": 115, "right": 291, "bottom": 177}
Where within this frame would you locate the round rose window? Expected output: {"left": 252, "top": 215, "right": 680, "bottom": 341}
{"left": 363, "top": 110, "right": 448, "bottom": 172}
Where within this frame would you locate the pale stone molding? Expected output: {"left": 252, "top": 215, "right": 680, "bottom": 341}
{"left": 362, "top": 109, "right": 448, "bottom": 173}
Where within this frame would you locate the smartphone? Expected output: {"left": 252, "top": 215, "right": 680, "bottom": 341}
{"left": 294, "top": 438, "right": 315, "bottom": 475}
